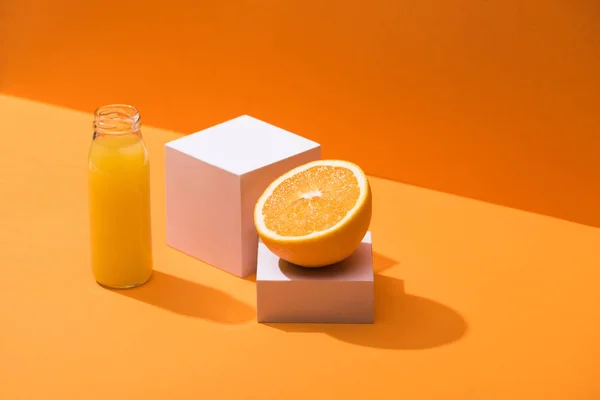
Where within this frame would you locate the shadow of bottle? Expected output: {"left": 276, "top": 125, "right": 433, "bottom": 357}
{"left": 110, "top": 270, "right": 255, "bottom": 324}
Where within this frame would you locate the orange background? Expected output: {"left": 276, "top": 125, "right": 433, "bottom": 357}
{"left": 2, "top": 1, "right": 600, "bottom": 398}
{"left": 2, "top": 0, "right": 599, "bottom": 226}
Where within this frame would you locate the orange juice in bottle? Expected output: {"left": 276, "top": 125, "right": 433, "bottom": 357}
{"left": 88, "top": 104, "right": 153, "bottom": 288}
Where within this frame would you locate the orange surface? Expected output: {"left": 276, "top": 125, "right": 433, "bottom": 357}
{"left": 2, "top": 95, "right": 600, "bottom": 399}
{"left": 2, "top": 0, "right": 600, "bottom": 227}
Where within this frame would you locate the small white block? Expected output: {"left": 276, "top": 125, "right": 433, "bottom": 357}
{"left": 165, "top": 115, "right": 321, "bottom": 277}
{"left": 257, "top": 232, "right": 374, "bottom": 323}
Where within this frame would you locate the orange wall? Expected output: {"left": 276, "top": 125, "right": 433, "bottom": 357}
{"left": 2, "top": 0, "right": 599, "bottom": 226}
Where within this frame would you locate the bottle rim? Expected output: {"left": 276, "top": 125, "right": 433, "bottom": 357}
{"left": 93, "top": 104, "right": 141, "bottom": 135}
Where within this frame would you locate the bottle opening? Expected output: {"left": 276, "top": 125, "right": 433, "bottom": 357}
{"left": 94, "top": 104, "right": 141, "bottom": 135}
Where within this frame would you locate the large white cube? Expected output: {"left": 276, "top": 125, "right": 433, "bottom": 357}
{"left": 257, "top": 232, "right": 375, "bottom": 323}
{"left": 165, "top": 115, "right": 321, "bottom": 277}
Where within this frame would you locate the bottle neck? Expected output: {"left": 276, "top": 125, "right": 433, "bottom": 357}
{"left": 93, "top": 104, "right": 141, "bottom": 138}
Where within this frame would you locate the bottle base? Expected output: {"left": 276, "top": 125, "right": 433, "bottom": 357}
{"left": 96, "top": 271, "right": 153, "bottom": 290}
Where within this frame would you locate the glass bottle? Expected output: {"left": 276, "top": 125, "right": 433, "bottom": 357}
{"left": 88, "top": 104, "right": 153, "bottom": 288}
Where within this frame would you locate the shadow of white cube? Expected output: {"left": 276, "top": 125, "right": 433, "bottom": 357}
{"left": 257, "top": 232, "right": 374, "bottom": 323}
{"left": 165, "top": 115, "right": 321, "bottom": 277}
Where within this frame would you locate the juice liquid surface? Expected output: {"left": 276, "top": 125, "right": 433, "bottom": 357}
{"left": 88, "top": 134, "right": 153, "bottom": 288}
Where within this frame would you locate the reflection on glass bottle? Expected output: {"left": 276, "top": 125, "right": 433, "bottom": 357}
{"left": 88, "top": 104, "right": 153, "bottom": 288}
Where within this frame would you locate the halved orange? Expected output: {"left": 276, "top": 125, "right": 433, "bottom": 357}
{"left": 254, "top": 159, "right": 372, "bottom": 267}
